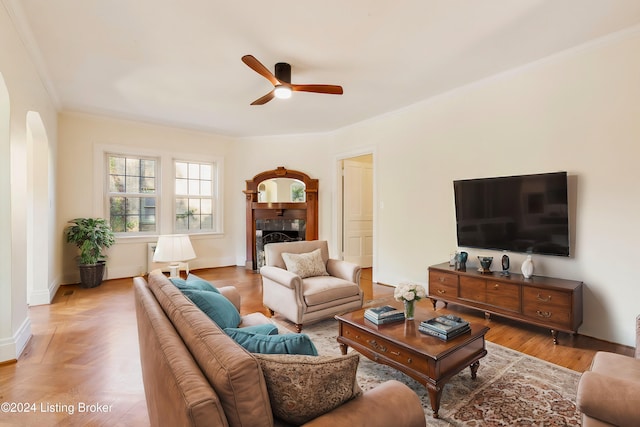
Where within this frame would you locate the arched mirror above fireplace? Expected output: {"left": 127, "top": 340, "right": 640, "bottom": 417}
{"left": 244, "top": 167, "right": 318, "bottom": 270}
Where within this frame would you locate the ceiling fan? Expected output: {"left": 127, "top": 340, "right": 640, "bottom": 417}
{"left": 241, "top": 55, "right": 343, "bottom": 105}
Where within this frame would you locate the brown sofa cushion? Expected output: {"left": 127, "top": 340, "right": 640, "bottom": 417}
{"left": 255, "top": 352, "right": 362, "bottom": 425}
{"left": 147, "top": 271, "right": 273, "bottom": 427}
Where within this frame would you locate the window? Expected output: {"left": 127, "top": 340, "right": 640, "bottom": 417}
{"left": 107, "top": 154, "right": 158, "bottom": 233}
{"left": 175, "top": 160, "right": 217, "bottom": 232}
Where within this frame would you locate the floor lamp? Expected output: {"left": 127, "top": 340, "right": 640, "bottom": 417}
{"left": 153, "top": 234, "right": 196, "bottom": 278}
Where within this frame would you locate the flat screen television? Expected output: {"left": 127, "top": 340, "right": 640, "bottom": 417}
{"left": 453, "top": 171, "right": 570, "bottom": 257}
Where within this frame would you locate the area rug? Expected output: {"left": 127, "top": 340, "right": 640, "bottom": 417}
{"left": 275, "top": 318, "right": 582, "bottom": 426}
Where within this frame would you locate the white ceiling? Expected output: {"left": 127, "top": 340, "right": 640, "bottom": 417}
{"left": 5, "top": 0, "right": 640, "bottom": 137}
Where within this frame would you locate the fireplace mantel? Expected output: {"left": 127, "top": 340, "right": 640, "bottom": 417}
{"left": 244, "top": 167, "right": 318, "bottom": 270}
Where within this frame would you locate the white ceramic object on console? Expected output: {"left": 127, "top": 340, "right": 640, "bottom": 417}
{"left": 521, "top": 255, "right": 534, "bottom": 279}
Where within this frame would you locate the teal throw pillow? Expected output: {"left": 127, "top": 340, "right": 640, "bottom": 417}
{"left": 182, "top": 289, "right": 241, "bottom": 329}
{"left": 170, "top": 276, "right": 219, "bottom": 293}
{"left": 224, "top": 328, "right": 318, "bottom": 356}
{"left": 225, "top": 323, "right": 279, "bottom": 337}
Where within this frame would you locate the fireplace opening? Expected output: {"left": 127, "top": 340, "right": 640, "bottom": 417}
{"left": 256, "top": 219, "right": 305, "bottom": 269}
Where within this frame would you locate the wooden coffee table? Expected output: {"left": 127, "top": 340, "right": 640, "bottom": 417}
{"left": 336, "top": 302, "right": 489, "bottom": 418}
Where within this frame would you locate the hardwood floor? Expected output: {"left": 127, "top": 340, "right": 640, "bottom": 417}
{"left": 0, "top": 266, "right": 633, "bottom": 426}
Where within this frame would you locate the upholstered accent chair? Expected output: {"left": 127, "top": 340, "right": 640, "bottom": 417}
{"left": 260, "top": 240, "right": 363, "bottom": 332}
{"left": 576, "top": 315, "right": 640, "bottom": 426}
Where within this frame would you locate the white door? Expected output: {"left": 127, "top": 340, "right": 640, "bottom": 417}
{"left": 342, "top": 157, "right": 373, "bottom": 267}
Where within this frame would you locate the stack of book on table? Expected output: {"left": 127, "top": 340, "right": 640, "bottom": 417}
{"left": 419, "top": 314, "right": 471, "bottom": 340}
{"left": 364, "top": 305, "right": 405, "bottom": 324}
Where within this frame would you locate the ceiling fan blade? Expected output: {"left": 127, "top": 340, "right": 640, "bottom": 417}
{"left": 242, "top": 55, "right": 279, "bottom": 86}
{"left": 291, "top": 84, "right": 343, "bottom": 95}
{"left": 250, "top": 90, "right": 275, "bottom": 105}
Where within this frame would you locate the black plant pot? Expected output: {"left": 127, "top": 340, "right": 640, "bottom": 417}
{"left": 78, "top": 262, "right": 106, "bottom": 288}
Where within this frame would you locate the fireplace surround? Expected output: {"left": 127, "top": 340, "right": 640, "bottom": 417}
{"left": 244, "top": 167, "right": 318, "bottom": 270}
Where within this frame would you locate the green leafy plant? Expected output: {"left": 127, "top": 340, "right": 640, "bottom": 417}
{"left": 65, "top": 218, "right": 116, "bottom": 265}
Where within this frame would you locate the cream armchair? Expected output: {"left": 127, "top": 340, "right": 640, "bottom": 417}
{"left": 576, "top": 315, "right": 640, "bottom": 427}
{"left": 260, "top": 240, "right": 363, "bottom": 332}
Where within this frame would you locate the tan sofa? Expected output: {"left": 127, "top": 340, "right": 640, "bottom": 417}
{"left": 134, "top": 271, "right": 426, "bottom": 427}
{"left": 576, "top": 315, "right": 640, "bottom": 427}
{"left": 261, "top": 240, "right": 363, "bottom": 332}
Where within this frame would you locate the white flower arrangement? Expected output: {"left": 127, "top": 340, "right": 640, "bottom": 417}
{"left": 394, "top": 282, "right": 427, "bottom": 302}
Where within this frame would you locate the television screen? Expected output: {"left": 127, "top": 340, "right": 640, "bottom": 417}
{"left": 453, "top": 172, "right": 570, "bottom": 257}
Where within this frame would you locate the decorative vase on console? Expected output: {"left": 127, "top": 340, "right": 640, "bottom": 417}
{"left": 521, "top": 255, "right": 534, "bottom": 279}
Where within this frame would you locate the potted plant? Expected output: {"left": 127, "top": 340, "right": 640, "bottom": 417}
{"left": 65, "top": 217, "right": 116, "bottom": 288}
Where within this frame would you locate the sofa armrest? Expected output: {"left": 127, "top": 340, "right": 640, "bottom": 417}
{"left": 301, "top": 380, "right": 426, "bottom": 427}
{"left": 326, "top": 259, "right": 362, "bottom": 284}
{"left": 577, "top": 371, "right": 640, "bottom": 427}
{"left": 218, "top": 286, "right": 241, "bottom": 312}
{"left": 260, "top": 266, "right": 302, "bottom": 290}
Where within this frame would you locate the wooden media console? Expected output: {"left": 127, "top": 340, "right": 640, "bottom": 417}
{"left": 428, "top": 262, "right": 583, "bottom": 344}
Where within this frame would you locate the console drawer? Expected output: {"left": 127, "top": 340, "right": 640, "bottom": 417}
{"left": 428, "top": 271, "right": 458, "bottom": 299}
{"left": 459, "top": 277, "right": 486, "bottom": 303}
{"left": 486, "top": 281, "right": 520, "bottom": 312}
{"left": 523, "top": 287, "right": 571, "bottom": 327}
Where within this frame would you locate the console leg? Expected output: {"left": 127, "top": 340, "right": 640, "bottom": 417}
{"left": 429, "top": 298, "right": 437, "bottom": 310}
{"left": 484, "top": 312, "right": 491, "bottom": 320}
{"left": 295, "top": 324, "right": 303, "bottom": 333}
{"left": 551, "top": 329, "right": 559, "bottom": 345}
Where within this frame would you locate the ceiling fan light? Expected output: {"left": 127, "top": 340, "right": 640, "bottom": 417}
{"left": 274, "top": 85, "right": 292, "bottom": 99}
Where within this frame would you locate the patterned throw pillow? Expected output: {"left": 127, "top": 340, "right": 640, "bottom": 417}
{"left": 254, "top": 352, "right": 362, "bottom": 425}
{"left": 281, "top": 248, "right": 329, "bottom": 279}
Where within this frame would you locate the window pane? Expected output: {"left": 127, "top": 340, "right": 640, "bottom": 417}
{"left": 128, "top": 197, "right": 141, "bottom": 214}
{"left": 176, "top": 216, "right": 188, "bottom": 231}
{"left": 140, "top": 178, "right": 155, "bottom": 193}
{"left": 201, "top": 215, "right": 213, "bottom": 229}
{"left": 200, "top": 180, "right": 212, "bottom": 196}
{"left": 176, "top": 178, "right": 188, "bottom": 195}
{"left": 201, "top": 199, "right": 212, "bottom": 214}
{"left": 109, "top": 156, "right": 125, "bottom": 175}
{"left": 125, "top": 158, "right": 140, "bottom": 175}
{"left": 188, "top": 179, "right": 199, "bottom": 195}
{"left": 141, "top": 159, "right": 155, "bottom": 177}
{"left": 189, "top": 198, "right": 200, "bottom": 213}
{"left": 126, "top": 176, "right": 140, "bottom": 193}
{"left": 189, "top": 163, "right": 200, "bottom": 179}
{"left": 201, "top": 164, "right": 212, "bottom": 180}
{"left": 189, "top": 215, "right": 201, "bottom": 230}
{"left": 126, "top": 215, "right": 140, "bottom": 232}
{"left": 176, "top": 162, "right": 187, "bottom": 179}
{"left": 110, "top": 196, "right": 125, "bottom": 215}
{"left": 176, "top": 198, "right": 188, "bottom": 215}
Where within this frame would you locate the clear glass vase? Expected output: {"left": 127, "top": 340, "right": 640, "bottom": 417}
{"left": 403, "top": 299, "right": 415, "bottom": 320}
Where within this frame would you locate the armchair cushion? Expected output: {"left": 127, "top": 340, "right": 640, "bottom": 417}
{"left": 255, "top": 352, "right": 362, "bottom": 425}
{"left": 182, "top": 289, "right": 241, "bottom": 329}
{"left": 224, "top": 328, "right": 318, "bottom": 356}
{"left": 281, "top": 248, "right": 329, "bottom": 279}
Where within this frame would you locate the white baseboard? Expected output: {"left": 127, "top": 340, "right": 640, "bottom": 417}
{"left": 0, "top": 317, "right": 32, "bottom": 363}
{"left": 29, "top": 279, "right": 59, "bottom": 306}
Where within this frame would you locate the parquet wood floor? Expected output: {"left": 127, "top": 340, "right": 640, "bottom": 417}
{"left": 0, "top": 266, "right": 633, "bottom": 426}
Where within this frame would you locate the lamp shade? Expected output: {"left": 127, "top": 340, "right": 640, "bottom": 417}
{"left": 153, "top": 234, "right": 196, "bottom": 263}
